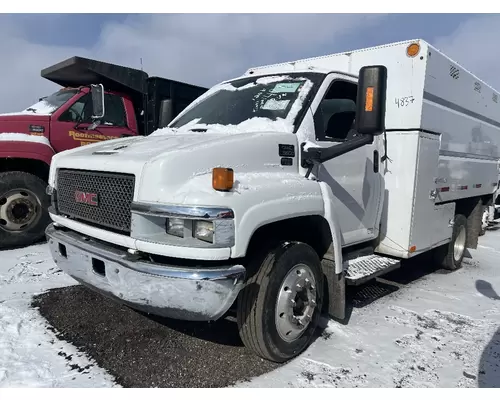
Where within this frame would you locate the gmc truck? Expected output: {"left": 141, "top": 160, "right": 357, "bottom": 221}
{"left": 0, "top": 56, "right": 207, "bottom": 248}
{"left": 45, "top": 40, "right": 500, "bottom": 362}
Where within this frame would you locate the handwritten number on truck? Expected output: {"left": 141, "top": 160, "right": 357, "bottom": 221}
{"left": 394, "top": 96, "right": 415, "bottom": 108}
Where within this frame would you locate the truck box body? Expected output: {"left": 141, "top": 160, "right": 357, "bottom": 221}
{"left": 245, "top": 39, "right": 500, "bottom": 257}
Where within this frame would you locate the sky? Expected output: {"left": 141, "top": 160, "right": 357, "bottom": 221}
{"left": 0, "top": 13, "right": 498, "bottom": 112}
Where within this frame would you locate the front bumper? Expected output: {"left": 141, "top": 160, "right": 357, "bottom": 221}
{"left": 45, "top": 223, "right": 246, "bottom": 321}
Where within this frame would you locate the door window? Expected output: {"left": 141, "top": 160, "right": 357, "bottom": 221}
{"left": 59, "top": 93, "right": 127, "bottom": 127}
{"left": 314, "top": 80, "right": 358, "bottom": 142}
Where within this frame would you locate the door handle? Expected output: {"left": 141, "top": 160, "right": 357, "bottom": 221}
{"left": 373, "top": 150, "right": 379, "bottom": 173}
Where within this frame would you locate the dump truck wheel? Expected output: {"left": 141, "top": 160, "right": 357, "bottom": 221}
{"left": 237, "top": 241, "right": 323, "bottom": 363}
{"left": 0, "top": 171, "right": 50, "bottom": 249}
{"left": 434, "top": 214, "right": 468, "bottom": 271}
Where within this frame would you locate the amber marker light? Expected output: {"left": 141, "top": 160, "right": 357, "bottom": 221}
{"left": 406, "top": 42, "right": 420, "bottom": 58}
{"left": 212, "top": 167, "right": 234, "bottom": 191}
{"left": 365, "top": 87, "right": 374, "bottom": 112}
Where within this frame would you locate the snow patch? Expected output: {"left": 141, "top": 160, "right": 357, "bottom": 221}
{"left": 0, "top": 100, "right": 57, "bottom": 117}
{"left": 0, "top": 244, "right": 118, "bottom": 387}
{"left": 0, "top": 133, "right": 52, "bottom": 149}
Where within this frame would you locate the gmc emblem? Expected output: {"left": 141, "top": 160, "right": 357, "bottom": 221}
{"left": 75, "top": 190, "right": 98, "bottom": 206}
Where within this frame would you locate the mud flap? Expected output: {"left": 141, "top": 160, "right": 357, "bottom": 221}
{"left": 321, "top": 258, "right": 345, "bottom": 320}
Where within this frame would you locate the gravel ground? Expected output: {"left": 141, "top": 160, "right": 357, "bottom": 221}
{"left": 28, "top": 247, "right": 500, "bottom": 388}
{"left": 32, "top": 286, "right": 279, "bottom": 388}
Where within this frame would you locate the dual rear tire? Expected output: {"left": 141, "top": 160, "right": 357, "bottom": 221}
{"left": 434, "top": 213, "right": 468, "bottom": 271}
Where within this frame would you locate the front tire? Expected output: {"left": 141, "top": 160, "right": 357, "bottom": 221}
{"left": 434, "top": 214, "right": 468, "bottom": 271}
{"left": 0, "top": 171, "right": 50, "bottom": 249}
{"left": 237, "top": 241, "right": 324, "bottom": 363}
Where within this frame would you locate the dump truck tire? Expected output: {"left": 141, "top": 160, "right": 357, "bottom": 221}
{"left": 237, "top": 241, "right": 323, "bottom": 363}
{"left": 0, "top": 171, "right": 50, "bottom": 249}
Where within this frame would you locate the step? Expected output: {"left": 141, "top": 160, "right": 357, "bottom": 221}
{"left": 344, "top": 254, "right": 401, "bottom": 286}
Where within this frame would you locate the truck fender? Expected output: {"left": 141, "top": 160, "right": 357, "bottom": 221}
{"left": 0, "top": 140, "right": 55, "bottom": 166}
{"left": 234, "top": 193, "right": 326, "bottom": 258}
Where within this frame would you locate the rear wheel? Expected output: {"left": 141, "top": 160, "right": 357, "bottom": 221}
{"left": 434, "top": 214, "right": 468, "bottom": 271}
{"left": 0, "top": 171, "right": 50, "bottom": 249}
{"left": 237, "top": 241, "right": 324, "bottom": 363}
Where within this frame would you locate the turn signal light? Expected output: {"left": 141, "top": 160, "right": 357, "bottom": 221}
{"left": 212, "top": 167, "right": 234, "bottom": 191}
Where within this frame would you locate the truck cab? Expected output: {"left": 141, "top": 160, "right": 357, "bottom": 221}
{"left": 0, "top": 56, "right": 207, "bottom": 249}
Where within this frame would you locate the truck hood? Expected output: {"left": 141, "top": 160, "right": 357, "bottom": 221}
{"left": 51, "top": 130, "right": 300, "bottom": 205}
{"left": 0, "top": 114, "right": 50, "bottom": 136}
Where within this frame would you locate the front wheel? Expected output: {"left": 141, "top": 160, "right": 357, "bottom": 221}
{"left": 237, "top": 241, "right": 324, "bottom": 363}
{"left": 0, "top": 171, "right": 50, "bottom": 249}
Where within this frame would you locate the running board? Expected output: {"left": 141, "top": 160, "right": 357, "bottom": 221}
{"left": 344, "top": 254, "right": 401, "bottom": 286}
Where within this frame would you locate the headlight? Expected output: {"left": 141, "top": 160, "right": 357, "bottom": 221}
{"left": 166, "top": 218, "right": 184, "bottom": 237}
{"left": 193, "top": 220, "right": 214, "bottom": 243}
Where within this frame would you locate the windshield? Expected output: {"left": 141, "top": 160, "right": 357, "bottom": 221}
{"left": 23, "top": 89, "right": 79, "bottom": 115}
{"left": 168, "top": 72, "right": 325, "bottom": 134}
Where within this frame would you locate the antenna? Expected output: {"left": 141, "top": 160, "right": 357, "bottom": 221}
{"left": 140, "top": 57, "right": 143, "bottom": 71}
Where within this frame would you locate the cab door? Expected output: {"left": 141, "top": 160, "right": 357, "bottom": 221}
{"left": 301, "top": 74, "right": 384, "bottom": 246}
{"left": 50, "top": 91, "right": 136, "bottom": 152}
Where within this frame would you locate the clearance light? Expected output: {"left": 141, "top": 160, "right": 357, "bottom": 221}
{"left": 212, "top": 167, "right": 234, "bottom": 191}
{"left": 406, "top": 43, "right": 420, "bottom": 58}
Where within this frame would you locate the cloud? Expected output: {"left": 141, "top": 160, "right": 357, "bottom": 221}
{"left": 434, "top": 14, "right": 500, "bottom": 90}
{"left": 0, "top": 13, "right": 386, "bottom": 113}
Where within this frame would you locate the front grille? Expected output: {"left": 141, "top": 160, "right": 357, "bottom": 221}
{"left": 56, "top": 169, "right": 135, "bottom": 234}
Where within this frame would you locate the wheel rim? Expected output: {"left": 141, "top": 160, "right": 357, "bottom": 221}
{"left": 453, "top": 225, "right": 466, "bottom": 262}
{"left": 0, "top": 189, "right": 41, "bottom": 232}
{"left": 275, "top": 263, "right": 317, "bottom": 342}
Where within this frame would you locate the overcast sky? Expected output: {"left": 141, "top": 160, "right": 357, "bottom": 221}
{"left": 0, "top": 13, "right": 498, "bottom": 112}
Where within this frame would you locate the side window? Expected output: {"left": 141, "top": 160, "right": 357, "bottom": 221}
{"left": 314, "top": 80, "right": 358, "bottom": 142}
{"left": 102, "top": 94, "right": 126, "bottom": 127}
{"left": 59, "top": 93, "right": 127, "bottom": 127}
{"left": 59, "top": 94, "right": 93, "bottom": 123}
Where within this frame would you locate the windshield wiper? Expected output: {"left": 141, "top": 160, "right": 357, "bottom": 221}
{"left": 189, "top": 128, "right": 207, "bottom": 132}
{"left": 25, "top": 108, "right": 37, "bottom": 113}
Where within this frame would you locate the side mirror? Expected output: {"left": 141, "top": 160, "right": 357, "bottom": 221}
{"left": 355, "top": 65, "right": 387, "bottom": 136}
{"left": 158, "top": 99, "right": 174, "bottom": 128}
{"left": 90, "top": 83, "right": 105, "bottom": 120}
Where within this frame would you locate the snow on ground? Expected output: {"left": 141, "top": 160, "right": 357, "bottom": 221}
{"left": 0, "top": 243, "right": 118, "bottom": 388}
{"left": 0, "top": 228, "right": 499, "bottom": 388}
{"left": 237, "top": 232, "right": 500, "bottom": 388}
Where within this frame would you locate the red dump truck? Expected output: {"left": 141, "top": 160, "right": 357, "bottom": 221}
{"left": 0, "top": 56, "right": 207, "bottom": 248}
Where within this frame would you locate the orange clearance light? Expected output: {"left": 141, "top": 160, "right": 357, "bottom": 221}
{"left": 409, "top": 245, "right": 417, "bottom": 253}
{"left": 212, "top": 167, "right": 234, "bottom": 191}
{"left": 406, "top": 43, "right": 420, "bottom": 58}
{"left": 365, "top": 87, "right": 374, "bottom": 112}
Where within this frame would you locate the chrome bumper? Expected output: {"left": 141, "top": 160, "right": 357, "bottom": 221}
{"left": 45, "top": 224, "right": 246, "bottom": 321}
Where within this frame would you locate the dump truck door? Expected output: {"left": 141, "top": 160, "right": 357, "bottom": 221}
{"left": 50, "top": 90, "right": 136, "bottom": 151}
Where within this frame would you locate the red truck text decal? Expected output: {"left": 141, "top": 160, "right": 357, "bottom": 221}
{"left": 75, "top": 191, "right": 99, "bottom": 206}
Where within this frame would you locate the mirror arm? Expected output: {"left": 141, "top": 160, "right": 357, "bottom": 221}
{"left": 301, "top": 134, "right": 374, "bottom": 169}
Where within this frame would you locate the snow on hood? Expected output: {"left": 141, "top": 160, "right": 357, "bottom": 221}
{"left": 0, "top": 100, "right": 57, "bottom": 117}
{"left": 0, "top": 132, "right": 53, "bottom": 148}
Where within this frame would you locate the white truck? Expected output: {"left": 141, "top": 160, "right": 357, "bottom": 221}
{"left": 45, "top": 39, "right": 500, "bottom": 363}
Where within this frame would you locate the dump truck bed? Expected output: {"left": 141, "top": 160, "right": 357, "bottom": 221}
{"left": 41, "top": 56, "right": 148, "bottom": 95}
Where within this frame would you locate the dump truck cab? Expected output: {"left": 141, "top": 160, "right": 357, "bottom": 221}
{"left": 0, "top": 56, "right": 207, "bottom": 249}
